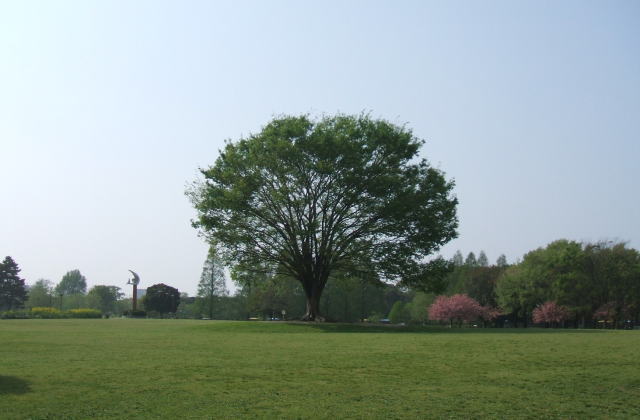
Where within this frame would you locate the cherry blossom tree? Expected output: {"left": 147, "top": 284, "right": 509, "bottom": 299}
{"left": 532, "top": 301, "right": 568, "bottom": 327}
{"left": 428, "top": 294, "right": 482, "bottom": 327}
{"left": 479, "top": 305, "right": 502, "bottom": 327}
{"left": 593, "top": 301, "right": 617, "bottom": 328}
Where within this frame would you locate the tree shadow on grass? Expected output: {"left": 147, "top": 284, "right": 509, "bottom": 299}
{"left": 0, "top": 376, "right": 31, "bottom": 394}
{"left": 284, "top": 322, "right": 611, "bottom": 334}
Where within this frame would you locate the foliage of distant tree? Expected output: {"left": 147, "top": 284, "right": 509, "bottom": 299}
{"left": 55, "top": 270, "right": 87, "bottom": 295}
{"left": 388, "top": 301, "right": 410, "bottom": 324}
{"left": 452, "top": 250, "right": 464, "bottom": 267}
{"left": 143, "top": 283, "right": 180, "bottom": 317}
{"left": 496, "top": 240, "right": 640, "bottom": 328}
{"left": 87, "top": 285, "right": 123, "bottom": 314}
{"left": 0, "top": 256, "right": 28, "bottom": 310}
{"left": 532, "top": 301, "right": 569, "bottom": 326}
{"left": 479, "top": 305, "right": 502, "bottom": 325}
{"left": 592, "top": 302, "right": 617, "bottom": 324}
{"left": 496, "top": 254, "right": 508, "bottom": 267}
{"left": 464, "top": 252, "right": 477, "bottom": 267}
{"left": 428, "top": 294, "right": 482, "bottom": 327}
{"left": 230, "top": 263, "right": 399, "bottom": 322}
{"left": 477, "top": 251, "right": 489, "bottom": 267}
{"left": 197, "top": 248, "right": 228, "bottom": 319}
{"left": 27, "top": 279, "right": 54, "bottom": 308}
{"left": 405, "top": 292, "right": 435, "bottom": 325}
{"left": 189, "top": 114, "right": 458, "bottom": 320}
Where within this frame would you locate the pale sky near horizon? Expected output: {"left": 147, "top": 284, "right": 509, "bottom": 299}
{"left": 1, "top": 0, "right": 638, "bottom": 296}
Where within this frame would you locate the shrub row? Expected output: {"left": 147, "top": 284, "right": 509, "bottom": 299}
{"left": 0, "top": 307, "right": 102, "bottom": 319}
{"left": 122, "top": 309, "right": 147, "bottom": 317}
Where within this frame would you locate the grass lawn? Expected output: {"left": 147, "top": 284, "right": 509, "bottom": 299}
{"left": 1, "top": 319, "right": 639, "bottom": 419}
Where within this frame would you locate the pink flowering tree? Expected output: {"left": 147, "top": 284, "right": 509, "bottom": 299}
{"left": 532, "top": 301, "right": 569, "bottom": 327}
{"left": 593, "top": 302, "right": 616, "bottom": 328}
{"left": 428, "top": 294, "right": 482, "bottom": 327}
{"left": 479, "top": 305, "right": 502, "bottom": 327}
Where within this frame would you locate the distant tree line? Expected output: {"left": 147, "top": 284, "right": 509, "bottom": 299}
{"left": 433, "top": 240, "right": 640, "bottom": 328}
{"left": 3, "top": 239, "right": 638, "bottom": 328}
{"left": 0, "top": 257, "right": 183, "bottom": 318}
{"left": 182, "top": 241, "right": 639, "bottom": 329}
{"left": 495, "top": 240, "right": 640, "bottom": 328}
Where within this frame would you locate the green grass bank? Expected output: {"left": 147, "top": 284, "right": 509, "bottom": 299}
{"left": 1, "top": 319, "right": 639, "bottom": 418}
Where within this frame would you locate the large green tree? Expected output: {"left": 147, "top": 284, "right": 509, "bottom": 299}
{"left": 27, "top": 279, "right": 54, "bottom": 308}
{"left": 582, "top": 241, "right": 640, "bottom": 326}
{"left": 143, "top": 283, "right": 180, "bottom": 317}
{"left": 87, "top": 285, "right": 123, "bottom": 314}
{"left": 55, "top": 269, "right": 87, "bottom": 295}
{"left": 0, "top": 256, "right": 28, "bottom": 310}
{"left": 189, "top": 114, "right": 458, "bottom": 320}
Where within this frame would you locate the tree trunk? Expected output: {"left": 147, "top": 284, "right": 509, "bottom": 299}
{"left": 302, "top": 292, "right": 325, "bottom": 321}
{"left": 209, "top": 291, "right": 214, "bottom": 320}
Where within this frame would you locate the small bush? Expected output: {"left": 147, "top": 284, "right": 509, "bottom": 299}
{"left": 67, "top": 309, "right": 102, "bottom": 318}
{"left": 31, "top": 307, "right": 63, "bottom": 319}
{"left": 123, "top": 309, "right": 147, "bottom": 318}
{"left": 0, "top": 310, "right": 30, "bottom": 319}
{"left": 366, "top": 312, "right": 385, "bottom": 323}
{"left": 1, "top": 307, "right": 104, "bottom": 319}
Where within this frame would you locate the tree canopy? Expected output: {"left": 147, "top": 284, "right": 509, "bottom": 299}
{"left": 87, "top": 285, "right": 123, "bottom": 314}
{"left": 144, "top": 283, "right": 180, "bottom": 317}
{"left": 495, "top": 240, "right": 640, "bottom": 327}
{"left": 0, "top": 256, "right": 28, "bottom": 310}
{"left": 27, "top": 279, "right": 54, "bottom": 308}
{"left": 55, "top": 269, "right": 87, "bottom": 295}
{"left": 189, "top": 114, "right": 458, "bottom": 320}
{"left": 197, "top": 247, "right": 228, "bottom": 319}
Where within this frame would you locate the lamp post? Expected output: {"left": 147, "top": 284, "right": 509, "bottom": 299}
{"left": 59, "top": 292, "right": 64, "bottom": 311}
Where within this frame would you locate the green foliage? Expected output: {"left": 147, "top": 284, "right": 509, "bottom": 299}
{"left": 496, "top": 254, "right": 508, "bottom": 267}
{"left": 197, "top": 247, "right": 228, "bottom": 319}
{"left": 388, "top": 301, "right": 410, "bottom": 324}
{"left": 143, "top": 284, "right": 180, "bottom": 316}
{"left": 0, "top": 256, "right": 28, "bottom": 310}
{"left": 464, "top": 252, "right": 477, "bottom": 267}
{"left": 405, "top": 292, "right": 435, "bottom": 324}
{"left": 233, "top": 267, "right": 394, "bottom": 322}
{"left": 67, "top": 309, "right": 101, "bottom": 318}
{"left": 26, "top": 279, "right": 54, "bottom": 308}
{"left": 60, "top": 293, "right": 87, "bottom": 310}
{"left": 477, "top": 251, "right": 489, "bottom": 267}
{"left": 87, "top": 285, "right": 123, "bottom": 314}
{"left": 242, "top": 273, "right": 306, "bottom": 320}
{"left": 123, "top": 309, "right": 147, "bottom": 318}
{"left": 321, "top": 274, "right": 388, "bottom": 322}
{"left": 452, "top": 250, "right": 464, "bottom": 267}
{"left": 189, "top": 114, "right": 458, "bottom": 319}
{"left": 1, "top": 307, "right": 102, "bottom": 319}
{"left": 1, "top": 320, "right": 639, "bottom": 418}
{"left": 366, "top": 311, "right": 385, "bottom": 322}
{"left": 31, "top": 307, "right": 63, "bottom": 318}
{"left": 0, "top": 309, "right": 30, "bottom": 319}
{"left": 495, "top": 240, "right": 640, "bottom": 327}
{"left": 55, "top": 269, "right": 87, "bottom": 295}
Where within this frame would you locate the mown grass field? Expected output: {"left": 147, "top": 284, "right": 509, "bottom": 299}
{"left": 1, "top": 319, "right": 639, "bottom": 419}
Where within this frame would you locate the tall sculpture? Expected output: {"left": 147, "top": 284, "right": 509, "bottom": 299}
{"left": 127, "top": 270, "right": 141, "bottom": 311}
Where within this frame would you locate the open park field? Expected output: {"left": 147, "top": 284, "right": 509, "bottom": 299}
{"left": 1, "top": 320, "right": 639, "bottom": 419}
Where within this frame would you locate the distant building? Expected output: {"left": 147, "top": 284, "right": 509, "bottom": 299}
{"left": 136, "top": 288, "right": 146, "bottom": 298}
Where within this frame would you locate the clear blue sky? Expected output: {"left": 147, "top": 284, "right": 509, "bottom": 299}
{"left": 1, "top": 0, "right": 638, "bottom": 295}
